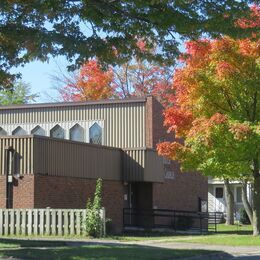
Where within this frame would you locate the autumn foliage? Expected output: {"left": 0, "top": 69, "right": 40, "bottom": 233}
{"left": 60, "top": 60, "right": 114, "bottom": 101}
{"left": 60, "top": 58, "right": 173, "bottom": 105}
{"left": 157, "top": 36, "right": 259, "bottom": 166}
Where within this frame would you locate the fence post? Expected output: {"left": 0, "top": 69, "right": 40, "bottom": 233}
{"left": 101, "top": 207, "right": 106, "bottom": 237}
{"left": 215, "top": 212, "right": 217, "bottom": 233}
{"left": 199, "top": 213, "right": 202, "bottom": 234}
{"left": 0, "top": 209, "right": 3, "bottom": 236}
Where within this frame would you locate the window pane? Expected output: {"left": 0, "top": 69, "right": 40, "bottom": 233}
{"left": 70, "top": 124, "right": 84, "bottom": 142}
{"left": 31, "top": 126, "right": 45, "bottom": 136}
{"left": 0, "top": 127, "right": 7, "bottom": 136}
{"left": 12, "top": 126, "right": 26, "bottom": 136}
{"left": 236, "top": 187, "right": 242, "bottom": 203}
{"left": 89, "top": 123, "right": 102, "bottom": 145}
{"left": 50, "top": 125, "right": 65, "bottom": 139}
{"left": 215, "top": 187, "right": 223, "bottom": 198}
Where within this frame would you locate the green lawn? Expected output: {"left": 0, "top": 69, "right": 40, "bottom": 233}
{"left": 113, "top": 224, "right": 258, "bottom": 246}
{"left": 0, "top": 223, "right": 257, "bottom": 259}
{"left": 0, "top": 240, "right": 214, "bottom": 260}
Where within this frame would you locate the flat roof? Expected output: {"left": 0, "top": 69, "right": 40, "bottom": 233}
{"left": 0, "top": 96, "right": 147, "bottom": 110}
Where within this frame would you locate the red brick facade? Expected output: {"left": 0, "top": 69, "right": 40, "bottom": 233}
{"left": 153, "top": 172, "right": 208, "bottom": 211}
{"left": 0, "top": 175, "right": 124, "bottom": 233}
{"left": 0, "top": 175, "right": 34, "bottom": 209}
{"left": 145, "top": 96, "right": 208, "bottom": 211}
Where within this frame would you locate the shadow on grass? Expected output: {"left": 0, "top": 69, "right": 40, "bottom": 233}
{"left": 0, "top": 238, "right": 66, "bottom": 248}
{"left": 0, "top": 242, "right": 224, "bottom": 260}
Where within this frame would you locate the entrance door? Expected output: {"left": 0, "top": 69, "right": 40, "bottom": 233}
{"left": 129, "top": 182, "right": 153, "bottom": 227}
{"left": 214, "top": 187, "right": 225, "bottom": 212}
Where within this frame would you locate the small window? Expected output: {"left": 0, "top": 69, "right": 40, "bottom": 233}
{"left": 215, "top": 187, "right": 223, "bottom": 199}
{"left": 0, "top": 127, "right": 7, "bottom": 136}
{"left": 70, "top": 124, "right": 84, "bottom": 142}
{"left": 12, "top": 126, "right": 26, "bottom": 136}
{"left": 31, "top": 126, "right": 45, "bottom": 136}
{"left": 50, "top": 125, "right": 65, "bottom": 139}
{"left": 89, "top": 123, "right": 102, "bottom": 145}
{"left": 236, "top": 186, "right": 242, "bottom": 203}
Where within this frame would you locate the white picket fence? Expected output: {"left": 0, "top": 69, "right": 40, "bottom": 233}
{"left": 0, "top": 208, "right": 106, "bottom": 236}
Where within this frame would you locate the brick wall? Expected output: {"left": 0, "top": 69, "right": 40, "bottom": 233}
{"left": 34, "top": 175, "right": 124, "bottom": 233}
{"left": 0, "top": 175, "right": 34, "bottom": 208}
{"left": 153, "top": 169, "right": 208, "bottom": 211}
{"left": 0, "top": 174, "right": 124, "bottom": 233}
{"left": 145, "top": 96, "right": 170, "bottom": 148}
{"left": 146, "top": 95, "right": 208, "bottom": 211}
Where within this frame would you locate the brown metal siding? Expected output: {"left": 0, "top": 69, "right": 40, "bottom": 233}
{"left": 0, "top": 136, "right": 164, "bottom": 182}
{"left": 33, "top": 136, "right": 122, "bottom": 180}
{"left": 144, "top": 150, "right": 164, "bottom": 183}
{"left": 123, "top": 149, "right": 145, "bottom": 182}
{"left": 0, "top": 102, "right": 146, "bottom": 149}
{"left": 123, "top": 149, "right": 164, "bottom": 183}
{"left": 0, "top": 136, "right": 122, "bottom": 180}
{"left": 0, "top": 136, "right": 34, "bottom": 175}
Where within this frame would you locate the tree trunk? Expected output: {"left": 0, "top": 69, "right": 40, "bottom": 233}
{"left": 241, "top": 180, "right": 253, "bottom": 224}
{"left": 224, "top": 179, "right": 234, "bottom": 225}
{"left": 252, "top": 158, "right": 260, "bottom": 236}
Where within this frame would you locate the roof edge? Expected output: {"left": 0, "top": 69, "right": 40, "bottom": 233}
{"left": 0, "top": 96, "right": 147, "bottom": 110}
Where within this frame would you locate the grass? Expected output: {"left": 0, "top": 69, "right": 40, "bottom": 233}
{"left": 170, "top": 234, "right": 260, "bottom": 246}
{"left": 164, "top": 223, "right": 259, "bottom": 246}
{"left": 0, "top": 240, "right": 214, "bottom": 260}
{"left": 0, "top": 223, "right": 256, "bottom": 259}
{"left": 109, "top": 224, "right": 258, "bottom": 246}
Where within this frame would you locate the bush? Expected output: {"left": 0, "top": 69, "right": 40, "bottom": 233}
{"left": 85, "top": 178, "right": 104, "bottom": 237}
{"left": 239, "top": 208, "right": 250, "bottom": 225}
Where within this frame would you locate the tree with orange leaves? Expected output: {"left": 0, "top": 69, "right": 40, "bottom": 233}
{"left": 157, "top": 35, "right": 260, "bottom": 234}
{"left": 60, "top": 60, "right": 114, "bottom": 102}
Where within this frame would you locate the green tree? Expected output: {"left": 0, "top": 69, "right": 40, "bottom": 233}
{"left": 0, "top": 1, "right": 252, "bottom": 88}
{"left": 0, "top": 81, "right": 38, "bottom": 105}
{"left": 157, "top": 37, "right": 260, "bottom": 235}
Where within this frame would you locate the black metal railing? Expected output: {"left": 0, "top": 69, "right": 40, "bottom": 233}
{"left": 123, "top": 208, "right": 224, "bottom": 233}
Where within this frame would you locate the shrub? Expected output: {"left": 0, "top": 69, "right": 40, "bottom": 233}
{"left": 85, "top": 178, "right": 104, "bottom": 237}
{"left": 239, "top": 208, "right": 250, "bottom": 225}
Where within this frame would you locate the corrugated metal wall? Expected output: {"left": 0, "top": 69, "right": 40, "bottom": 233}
{"left": 144, "top": 149, "right": 164, "bottom": 183}
{"left": 33, "top": 136, "right": 122, "bottom": 180}
{"left": 123, "top": 148, "right": 164, "bottom": 183}
{"left": 0, "top": 136, "right": 34, "bottom": 175}
{"left": 123, "top": 149, "right": 145, "bottom": 182}
{"left": 0, "top": 102, "right": 146, "bottom": 149}
{"left": 0, "top": 136, "right": 122, "bottom": 180}
{"left": 0, "top": 136, "right": 164, "bottom": 182}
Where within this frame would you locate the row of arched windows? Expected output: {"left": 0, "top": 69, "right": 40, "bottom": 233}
{"left": 0, "top": 123, "right": 102, "bottom": 145}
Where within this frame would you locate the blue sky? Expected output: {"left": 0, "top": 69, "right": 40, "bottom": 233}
{"left": 11, "top": 56, "right": 69, "bottom": 103}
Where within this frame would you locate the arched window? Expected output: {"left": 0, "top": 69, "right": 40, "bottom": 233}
{"left": 50, "top": 125, "right": 65, "bottom": 139}
{"left": 70, "top": 124, "right": 84, "bottom": 142}
{"left": 0, "top": 127, "right": 7, "bottom": 136}
{"left": 12, "top": 126, "right": 26, "bottom": 136}
{"left": 89, "top": 123, "right": 102, "bottom": 145}
{"left": 31, "top": 125, "right": 45, "bottom": 136}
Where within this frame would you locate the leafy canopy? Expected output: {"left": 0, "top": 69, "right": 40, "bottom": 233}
{"left": 58, "top": 58, "right": 173, "bottom": 106}
{"left": 0, "top": 81, "right": 38, "bottom": 105}
{"left": 157, "top": 36, "right": 259, "bottom": 179}
{"left": 0, "top": 0, "right": 253, "bottom": 88}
